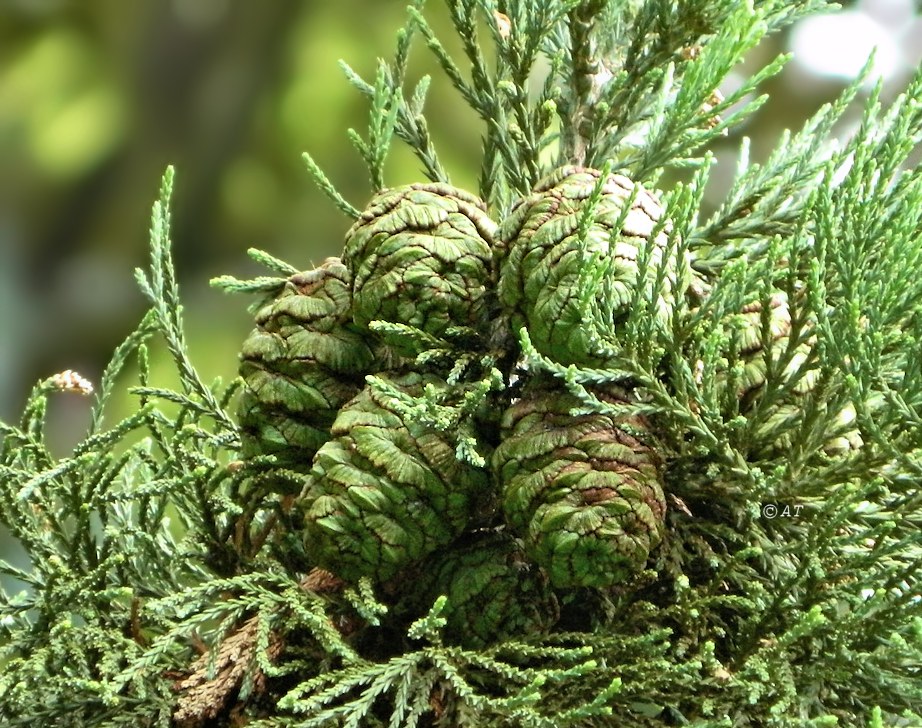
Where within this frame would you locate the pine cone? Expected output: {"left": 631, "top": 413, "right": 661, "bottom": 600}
{"left": 821, "top": 402, "right": 863, "bottom": 455}
{"left": 418, "top": 531, "right": 559, "bottom": 648}
{"left": 728, "top": 292, "right": 813, "bottom": 405}
{"left": 492, "top": 380, "right": 667, "bottom": 589}
{"left": 237, "top": 259, "right": 376, "bottom": 480}
{"left": 302, "top": 373, "right": 491, "bottom": 584}
{"left": 498, "top": 166, "right": 679, "bottom": 366}
{"left": 720, "top": 291, "right": 861, "bottom": 455}
{"left": 343, "top": 184, "right": 496, "bottom": 343}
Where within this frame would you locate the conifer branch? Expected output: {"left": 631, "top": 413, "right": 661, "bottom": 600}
{"left": 4, "top": 1, "right": 922, "bottom": 725}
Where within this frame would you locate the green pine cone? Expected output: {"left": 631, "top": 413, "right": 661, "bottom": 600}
{"left": 342, "top": 183, "right": 496, "bottom": 343}
{"left": 302, "top": 373, "right": 491, "bottom": 584}
{"left": 238, "top": 259, "right": 376, "bottom": 476}
{"left": 728, "top": 292, "right": 814, "bottom": 405}
{"left": 750, "top": 400, "right": 863, "bottom": 456}
{"left": 821, "top": 402, "right": 863, "bottom": 455}
{"left": 720, "top": 292, "right": 861, "bottom": 455}
{"left": 498, "top": 166, "right": 679, "bottom": 366}
{"left": 492, "top": 380, "right": 667, "bottom": 589}
{"left": 419, "top": 531, "right": 559, "bottom": 649}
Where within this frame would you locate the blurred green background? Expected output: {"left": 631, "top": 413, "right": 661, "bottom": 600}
{"left": 0, "top": 0, "right": 920, "bottom": 444}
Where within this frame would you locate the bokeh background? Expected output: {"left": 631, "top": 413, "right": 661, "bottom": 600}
{"left": 0, "top": 0, "right": 920, "bottom": 446}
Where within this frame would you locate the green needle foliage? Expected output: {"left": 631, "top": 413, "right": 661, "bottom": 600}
{"left": 2, "top": 0, "right": 922, "bottom": 726}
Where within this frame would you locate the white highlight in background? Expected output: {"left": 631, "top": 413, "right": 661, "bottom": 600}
{"left": 789, "top": 11, "right": 903, "bottom": 81}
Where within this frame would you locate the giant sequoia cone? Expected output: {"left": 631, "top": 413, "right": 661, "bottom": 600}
{"left": 718, "top": 290, "right": 861, "bottom": 455}
{"left": 237, "top": 259, "right": 376, "bottom": 483}
{"left": 343, "top": 183, "right": 496, "bottom": 344}
{"left": 498, "top": 166, "right": 681, "bottom": 366}
{"left": 726, "top": 292, "right": 814, "bottom": 405}
{"left": 301, "top": 373, "right": 491, "bottom": 584}
{"left": 492, "top": 380, "right": 667, "bottom": 589}
{"left": 417, "top": 531, "right": 559, "bottom": 648}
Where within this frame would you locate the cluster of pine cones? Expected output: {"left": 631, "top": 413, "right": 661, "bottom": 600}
{"left": 236, "top": 166, "right": 858, "bottom": 647}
